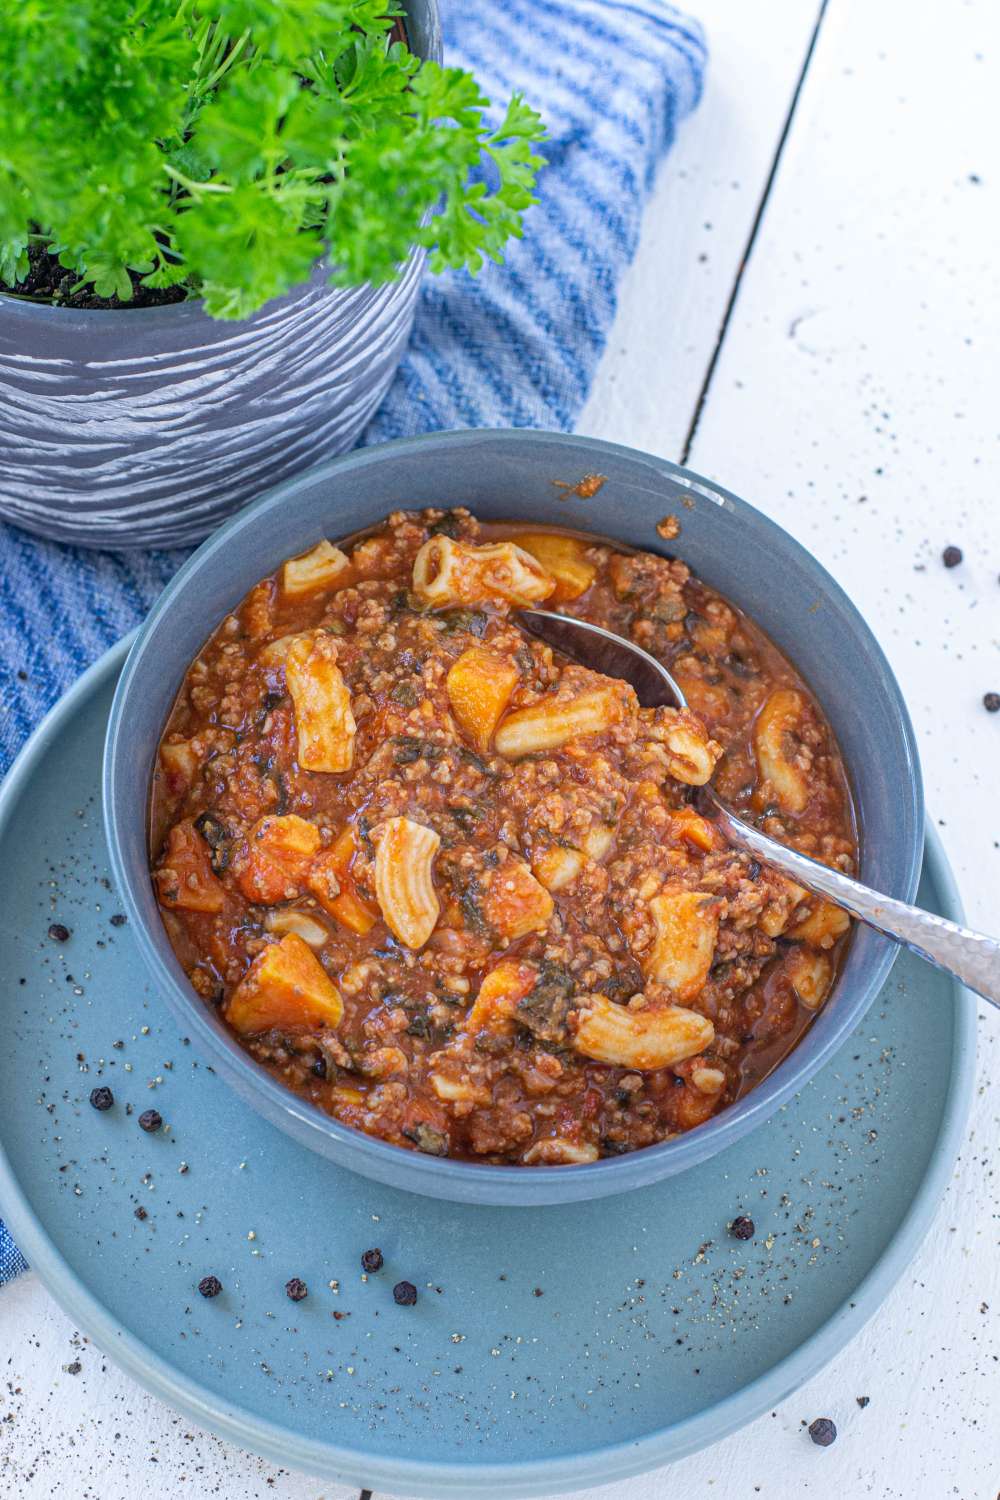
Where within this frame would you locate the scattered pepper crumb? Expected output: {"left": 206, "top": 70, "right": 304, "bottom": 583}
{"left": 808, "top": 1417, "right": 837, "bottom": 1447}
{"left": 551, "top": 472, "right": 607, "bottom": 499}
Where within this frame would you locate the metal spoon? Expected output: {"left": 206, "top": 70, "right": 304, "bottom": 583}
{"left": 518, "top": 608, "right": 999, "bottom": 1009}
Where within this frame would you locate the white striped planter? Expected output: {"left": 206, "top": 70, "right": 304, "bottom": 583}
{"left": 0, "top": 1, "right": 441, "bottom": 550}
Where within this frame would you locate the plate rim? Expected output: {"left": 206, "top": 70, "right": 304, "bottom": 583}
{"left": 0, "top": 637, "right": 977, "bottom": 1497}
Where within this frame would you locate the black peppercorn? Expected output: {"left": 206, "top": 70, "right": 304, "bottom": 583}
{"left": 361, "top": 1248, "right": 383, "bottom": 1273}
{"left": 285, "top": 1277, "right": 308, "bottom": 1301}
{"left": 138, "top": 1108, "right": 162, "bottom": 1133}
{"left": 808, "top": 1417, "right": 837, "bottom": 1446}
{"left": 984, "top": 692, "right": 1000, "bottom": 713}
{"left": 134, "top": 1206, "right": 148, "bottom": 1221}
{"left": 942, "top": 545, "right": 963, "bottom": 568}
{"left": 730, "top": 1215, "right": 755, "bottom": 1240}
{"left": 198, "top": 1275, "right": 222, "bottom": 1298}
{"left": 48, "top": 923, "right": 70, "bottom": 942}
{"left": 393, "top": 1280, "right": 418, "bottom": 1306}
{"left": 89, "top": 1086, "right": 114, "bottom": 1111}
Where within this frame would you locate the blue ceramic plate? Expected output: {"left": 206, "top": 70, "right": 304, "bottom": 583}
{"left": 0, "top": 640, "right": 975, "bottom": 1494}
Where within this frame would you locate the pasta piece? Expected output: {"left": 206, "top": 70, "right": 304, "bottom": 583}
{"left": 331, "top": 1085, "right": 365, "bottom": 1108}
{"left": 307, "top": 827, "right": 378, "bottom": 935}
{"left": 521, "top": 1139, "right": 599, "bottom": 1165}
{"left": 507, "top": 531, "right": 596, "bottom": 602}
{"left": 159, "top": 737, "right": 200, "bottom": 787}
{"left": 482, "top": 858, "right": 554, "bottom": 940}
{"left": 495, "top": 685, "right": 629, "bottom": 758}
{"left": 787, "top": 899, "right": 850, "bottom": 950}
{"left": 532, "top": 844, "right": 585, "bottom": 892}
{"left": 784, "top": 947, "right": 834, "bottom": 1008}
{"left": 753, "top": 689, "right": 811, "bottom": 814}
{"left": 264, "top": 908, "right": 330, "bottom": 949}
{"left": 430, "top": 1072, "right": 491, "bottom": 1105}
{"left": 465, "top": 960, "right": 539, "bottom": 1035}
{"left": 373, "top": 817, "right": 441, "bottom": 949}
{"left": 643, "top": 707, "right": 723, "bottom": 786}
{"left": 644, "top": 889, "right": 721, "bottom": 1000}
{"left": 758, "top": 875, "right": 810, "bottom": 937}
{"left": 281, "top": 539, "right": 350, "bottom": 598}
{"left": 154, "top": 820, "right": 225, "bottom": 913}
{"left": 226, "top": 933, "right": 343, "bottom": 1034}
{"left": 234, "top": 814, "right": 321, "bottom": 904}
{"left": 446, "top": 645, "right": 518, "bottom": 754}
{"left": 690, "top": 1064, "right": 726, "bottom": 1095}
{"left": 571, "top": 993, "right": 714, "bottom": 1070}
{"left": 285, "top": 631, "right": 356, "bottom": 773}
{"left": 258, "top": 633, "right": 299, "bottom": 666}
{"left": 412, "top": 536, "right": 555, "bottom": 608}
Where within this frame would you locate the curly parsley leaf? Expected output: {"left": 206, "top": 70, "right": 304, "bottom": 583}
{"left": 0, "top": 0, "right": 546, "bottom": 317}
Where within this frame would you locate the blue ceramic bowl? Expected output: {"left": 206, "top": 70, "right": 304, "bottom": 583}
{"left": 103, "top": 430, "right": 923, "bottom": 1205}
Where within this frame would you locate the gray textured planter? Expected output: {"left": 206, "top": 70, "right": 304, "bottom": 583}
{"left": 0, "top": 0, "right": 441, "bottom": 551}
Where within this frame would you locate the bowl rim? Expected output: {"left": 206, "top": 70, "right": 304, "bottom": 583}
{"left": 103, "top": 427, "right": 924, "bottom": 1203}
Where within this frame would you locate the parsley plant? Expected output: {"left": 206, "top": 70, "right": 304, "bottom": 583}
{"left": 0, "top": 1, "right": 546, "bottom": 317}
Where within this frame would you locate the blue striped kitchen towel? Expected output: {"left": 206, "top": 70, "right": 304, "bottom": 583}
{"left": 0, "top": 0, "right": 705, "bottom": 1282}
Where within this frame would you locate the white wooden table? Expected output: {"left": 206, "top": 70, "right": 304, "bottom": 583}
{"left": 3, "top": 1, "right": 998, "bottom": 1494}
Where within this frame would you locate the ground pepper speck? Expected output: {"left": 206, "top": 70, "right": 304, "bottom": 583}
{"left": 808, "top": 1417, "right": 837, "bottom": 1446}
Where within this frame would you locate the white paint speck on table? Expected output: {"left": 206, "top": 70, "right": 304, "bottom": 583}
{"left": 2, "top": 1, "right": 998, "bottom": 1495}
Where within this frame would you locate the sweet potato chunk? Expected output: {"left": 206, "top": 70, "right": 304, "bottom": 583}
{"left": 226, "top": 933, "right": 343, "bottom": 1034}
{"left": 482, "top": 859, "right": 554, "bottom": 940}
{"left": 532, "top": 844, "right": 585, "bottom": 892}
{"left": 307, "top": 827, "right": 378, "bottom": 935}
{"left": 507, "top": 532, "right": 596, "bottom": 602}
{"left": 446, "top": 646, "right": 518, "bottom": 754}
{"left": 234, "top": 814, "right": 321, "bottom": 904}
{"left": 465, "top": 960, "right": 539, "bottom": 1036}
{"left": 155, "top": 820, "right": 225, "bottom": 913}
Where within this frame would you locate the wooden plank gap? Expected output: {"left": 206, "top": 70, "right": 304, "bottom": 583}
{"left": 678, "top": 0, "right": 832, "bottom": 466}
